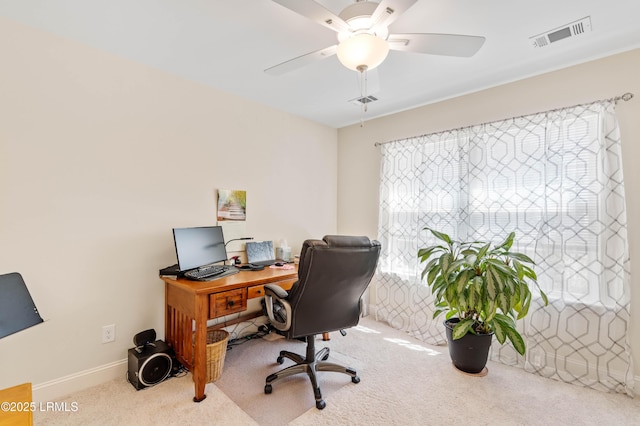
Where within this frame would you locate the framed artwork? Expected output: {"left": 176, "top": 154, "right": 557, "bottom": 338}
{"left": 217, "top": 189, "right": 246, "bottom": 221}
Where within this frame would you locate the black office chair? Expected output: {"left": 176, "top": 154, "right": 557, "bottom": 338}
{"left": 262, "top": 235, "right": 381, "bottom": 409}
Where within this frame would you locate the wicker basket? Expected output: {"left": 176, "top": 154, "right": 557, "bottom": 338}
{"left": 205, "top": 329, "right": 229, "bottom": 383}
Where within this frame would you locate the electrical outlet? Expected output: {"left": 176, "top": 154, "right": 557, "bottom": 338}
{"left": 102, "top": 324, "right": 116, "bottom": 343}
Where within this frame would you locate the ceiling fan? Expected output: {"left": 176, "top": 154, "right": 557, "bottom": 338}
{"left": 265, "top": 0, "right": 486, "bottom": 76}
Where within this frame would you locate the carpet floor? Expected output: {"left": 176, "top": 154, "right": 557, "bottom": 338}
{"left": 33, "top": 316, "right": 640, "bottom": 425}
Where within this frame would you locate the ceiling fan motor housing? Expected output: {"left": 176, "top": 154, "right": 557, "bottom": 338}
{"left": 338, "top": 1, "right": 388, "bottom": 40}
{"left": 340, "top": 1, "right": 378, "bottom": 27}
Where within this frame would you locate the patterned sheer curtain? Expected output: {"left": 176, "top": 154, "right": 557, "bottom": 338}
{"left": 375, "top": 100, "right": 634, "bottom": 395}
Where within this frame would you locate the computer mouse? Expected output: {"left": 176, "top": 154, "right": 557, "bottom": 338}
{"left": 275, "top": 262, "right": 284, "bottom": 267}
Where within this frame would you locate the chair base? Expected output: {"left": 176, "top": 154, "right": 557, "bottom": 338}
{"left": 264, "top": 335, "right": 360, "bottom": 410}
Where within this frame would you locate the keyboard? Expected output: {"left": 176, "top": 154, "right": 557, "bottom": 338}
{"left": 183, "top": 265, "right": 235, "bottom": 281}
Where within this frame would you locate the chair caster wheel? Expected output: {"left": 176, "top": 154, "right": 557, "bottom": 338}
{"left": 276, "top": 356, "right": 284, "bottom": 364}
{"left": 321, "top": 353, "right": 329, "bottom": 361}
{"left": 316, "top": 399, "right": 326, "bottom": 410}
{"left": 352, "top": 376, "right": 360, "bottom": 384}
{"left": 264, "top": 384, "right": 272, "bottom": 394}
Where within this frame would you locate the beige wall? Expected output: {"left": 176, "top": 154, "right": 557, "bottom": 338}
{"left": 0, "top": 17, "right": 337, "bottom": 390}
{"left": 337, "top": 48, "right": 640, "bottom": 375}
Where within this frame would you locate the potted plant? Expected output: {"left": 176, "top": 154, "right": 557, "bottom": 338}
{"left": 418, "top": 228, "right": 548, "bottom": 374}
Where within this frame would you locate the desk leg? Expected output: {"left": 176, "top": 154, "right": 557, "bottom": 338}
{"left": 164, "top": 283, "right": 172, "bottom": 346}
{"left": 322, "top": 332, "right": 330, "bottom": 341}
{"left": 193, "top": 296, "right": 208, "bottom": 402}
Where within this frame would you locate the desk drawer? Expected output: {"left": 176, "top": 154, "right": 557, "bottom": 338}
{"left": 210, "top": 289, "right": 247, "bottom": 318}
{"left": 248, "top": 278, "right": 297, "bottom": 299}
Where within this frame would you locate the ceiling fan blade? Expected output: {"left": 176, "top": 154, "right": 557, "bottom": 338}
{"left": 388, "top": 33, "right": 486, "bottom": 57}
{"left": 370, "top": 0, "right": 418, "bottom": 31}
{"left": 264, "top": 45, "right": 338, "bottom": 76}
{"left": 271, "top": 0, "right": 350, "bottom": 33}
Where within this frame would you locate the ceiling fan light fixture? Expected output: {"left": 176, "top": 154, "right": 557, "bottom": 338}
{"left": 336, "top": 33, "right": 389, "bottom": 72}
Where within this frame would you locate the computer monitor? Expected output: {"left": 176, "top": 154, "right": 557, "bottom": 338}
{"left": 172, "top": 226, "right": 228, "bottom": 272}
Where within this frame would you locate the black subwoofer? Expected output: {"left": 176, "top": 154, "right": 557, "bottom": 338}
{"left": 127, "top": 340, "right": 174, "bottom": 390}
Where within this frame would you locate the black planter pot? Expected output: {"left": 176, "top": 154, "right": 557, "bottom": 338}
{"left": 444, "top": 318, "right": 493, "bottom": 374}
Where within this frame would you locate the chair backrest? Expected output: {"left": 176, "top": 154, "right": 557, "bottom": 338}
{"left": 286, "top": 235, "right": 381, "bottom": 338}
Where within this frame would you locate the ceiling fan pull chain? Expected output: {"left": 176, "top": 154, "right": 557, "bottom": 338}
{"left": 357, "top": 64, "right": 368, "bottom": 127}
{"left": 359, "top": 70, "right": 365, "bottom": 127}
{"left": 363, "top": 68, "right": 369, "bottom": 113}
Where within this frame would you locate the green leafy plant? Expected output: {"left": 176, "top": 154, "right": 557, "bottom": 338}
{"left": 418, "top": 228, "right": 549, "bottom": 355}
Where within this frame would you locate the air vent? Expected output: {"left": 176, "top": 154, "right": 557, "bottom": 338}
{"left": 350, "top": 95, "right": 378, "bottom": 106}
{"left": 530, "top": 16, "right": 591, "bottom": 48}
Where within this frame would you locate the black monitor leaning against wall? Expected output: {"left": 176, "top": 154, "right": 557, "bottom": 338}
{"left": 172, "top": 226, "right": 228, "bottom": 272}
{"left": 0, "top": 272, "right": 44, "bottom": 339}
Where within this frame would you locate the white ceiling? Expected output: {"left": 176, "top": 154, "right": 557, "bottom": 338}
{"left": 1, "top": 0, "right": 639, "bottom": 128}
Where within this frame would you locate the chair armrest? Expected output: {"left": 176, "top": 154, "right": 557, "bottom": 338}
{"left": 264, "top": 284, "right": 289, "bottom": 299}
{"left": 264, "top": 284, "right": 292, "bottom": 332}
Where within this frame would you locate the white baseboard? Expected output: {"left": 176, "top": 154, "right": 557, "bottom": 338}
{"left": 32, "top": 359, "right": 127, "bottom": 402}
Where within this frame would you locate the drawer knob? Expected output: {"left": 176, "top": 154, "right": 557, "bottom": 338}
{"left": 228, "top": 300, "right": 235, "bottom": 307}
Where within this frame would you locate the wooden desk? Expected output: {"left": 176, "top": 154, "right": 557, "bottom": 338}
{"left": 161, "top": 267, "right": 298, "bottom": 402}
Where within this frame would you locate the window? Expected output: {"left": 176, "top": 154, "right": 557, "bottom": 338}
{"left": 376, "top": 101, "right": 632, "bottom": 395}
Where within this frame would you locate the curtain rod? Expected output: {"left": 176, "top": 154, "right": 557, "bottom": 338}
{"left": 374, "top": 92, "right": 635, "bottom": 147}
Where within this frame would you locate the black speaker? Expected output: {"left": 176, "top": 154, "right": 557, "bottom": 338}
{"left": 133, "top": 329, "right": 157, "bottom": 347}
{"left": 127, "top": 340, "right": 174, "bottom": 390}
